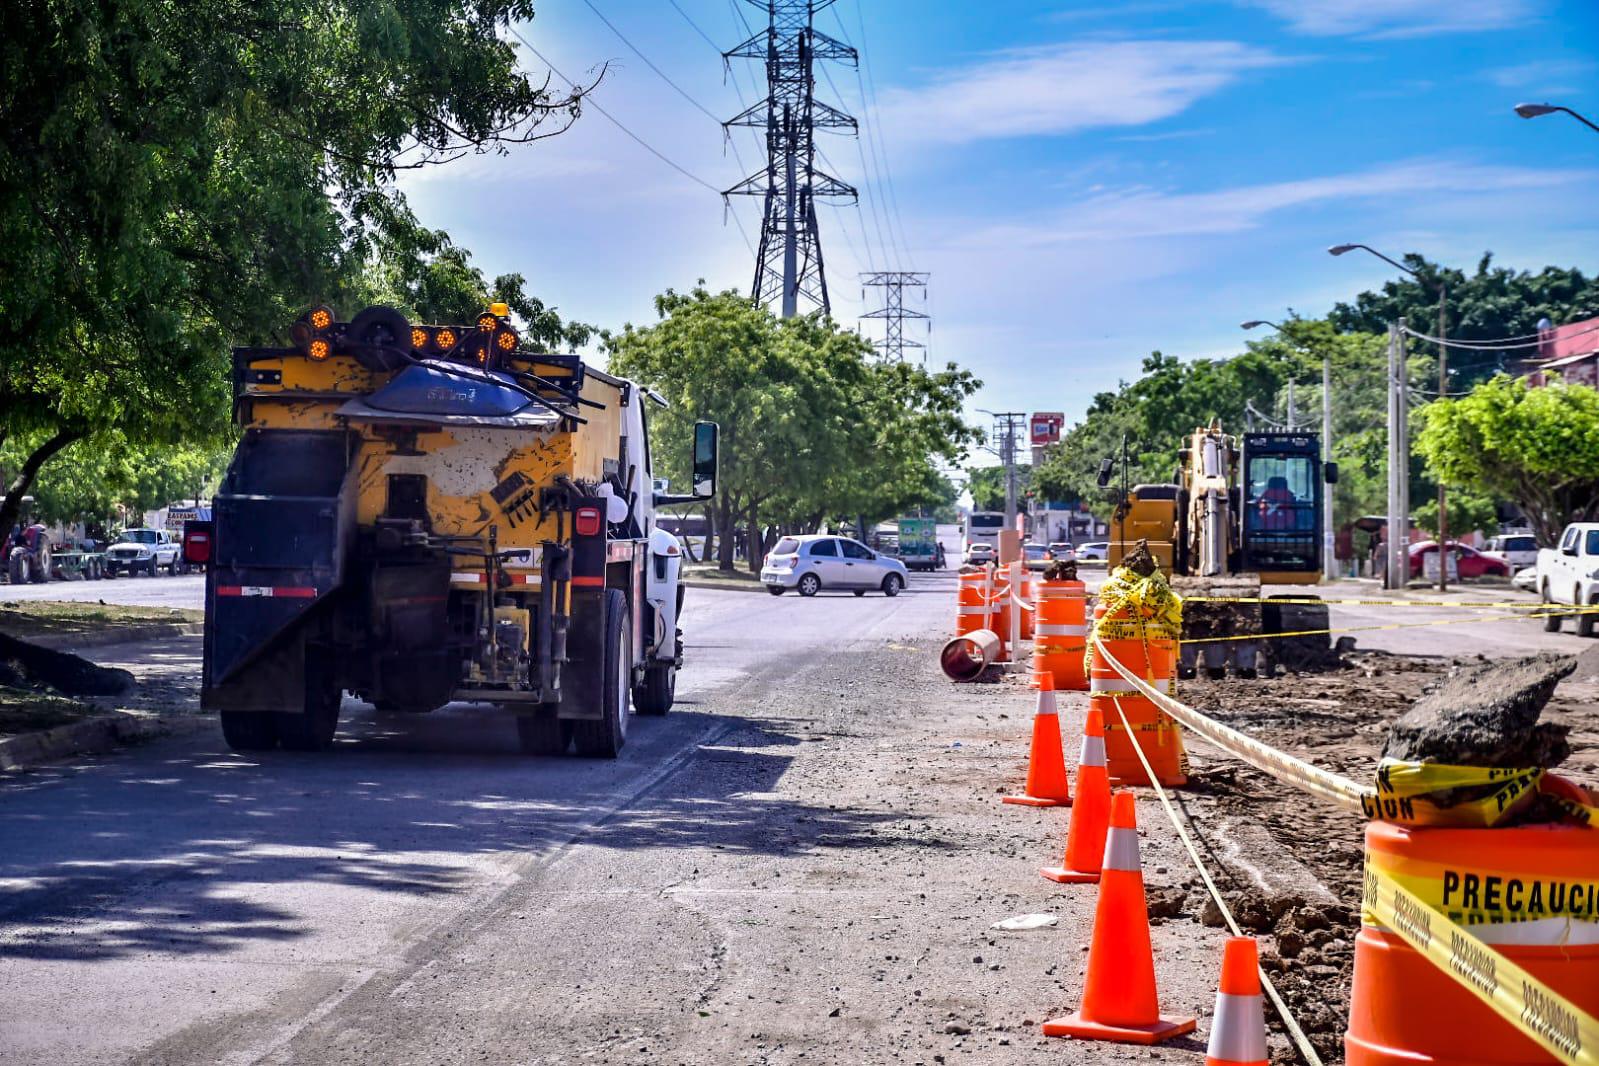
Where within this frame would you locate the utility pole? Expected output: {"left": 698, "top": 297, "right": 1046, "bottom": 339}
{"left": 724, "top": 0, "right": 858, "bottom": 318}
{"left": 1386, "top": 321, "right": 1410, "bottom": 590}
{"left": 1435, "top": 283, "right": 1449, "bottom": 592}
{"left": 991, "top": 412, "right": 1027, "bottom": 532}
{"left": 1286, "top": 380, "right": 1298, "bottom": 429}
{"left": 1322, "top": 348, "right": 1335, "bottom": 581}
{"left": 860, "top": 271, "right": 929, "bottom": 361}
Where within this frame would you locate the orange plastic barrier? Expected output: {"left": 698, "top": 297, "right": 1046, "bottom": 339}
{"left": 1089, "top": 601, "right": 1187, "bottom": 787}
{"left": 956, "top": 570, "right": 990, "bottom": 639}
{"left": 1207, "top": 937, "right": 1268, "bottom": 1066}
{"left": 1019, "top": 572, "right": 1035, "bottom": 641}
{"left": 1043, "top": 792, "right": 1196, "bottom": 1044}
{"left": 1032, "top": 579, "right": 1088, "bottom": 691}
{"left": 1042, "top": 706, "right": 1109, "bottom": 883}
{"left": 1002, "top": 675, "right": 1071, "bottom": 807}
{"left": 1346, "top": 820, "right": 1599, "bottom": 1065}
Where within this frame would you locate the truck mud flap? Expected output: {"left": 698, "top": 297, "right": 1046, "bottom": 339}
{"left": 206, "top": 430, "right": 356, "bottom": 689}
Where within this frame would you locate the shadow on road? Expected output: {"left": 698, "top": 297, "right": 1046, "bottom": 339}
{"left": 0, "top": 704, "right": 920, "bottom": 962}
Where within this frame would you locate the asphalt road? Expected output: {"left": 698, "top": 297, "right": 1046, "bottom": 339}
{"left": 0, "top": 572, "right": 206, "bottom": 609}
{"left": 0, "top": 572, "right": 959, "bottom": 1065}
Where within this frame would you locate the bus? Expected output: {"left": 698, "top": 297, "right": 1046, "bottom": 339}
{"left": 964, "top": 511, "right": 1005, "bottom": 555}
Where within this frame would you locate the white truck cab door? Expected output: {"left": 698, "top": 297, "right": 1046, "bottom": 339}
{"left": 1555, "top": 526, "right": 1581, "bottom": 601}
{"left": 644, "top": 527, "right": 682, "bottom": 662}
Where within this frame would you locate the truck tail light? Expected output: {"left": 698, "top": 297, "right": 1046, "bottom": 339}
{"left": 575, "top": 507, "right": 602, "bottom": 537}
{"left": 184, "top": 531, "right": 211, "bottom": 564}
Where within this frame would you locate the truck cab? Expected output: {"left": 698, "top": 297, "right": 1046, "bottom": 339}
{"left": 201, "top": 303, "right": 717, "bottom": 757}
{"left": 1537, "top": 523, "right": 1599, "bottom": 636}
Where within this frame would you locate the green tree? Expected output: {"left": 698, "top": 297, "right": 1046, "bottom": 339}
{"left": 967, "top": 465, "right": 1031, "bottom": 513}
{"left": 0, "top": 0, "right": 584, "bottom": 538}
{"left": 1412, "top": 489, "right": 1500, "bottom": 543}
{"left": 1415, "top": 377, "right": 1599, "bottom": 545}
{"left": 605, "top": 286, "right": 980, "bottom": 571}
{"left": 1330, "top": 254, "right": 1599, "bottom": 387}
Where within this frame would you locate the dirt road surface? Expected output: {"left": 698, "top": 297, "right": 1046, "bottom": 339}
{"left": 3, "top": 557, "right": 1595, "bottom": 1064}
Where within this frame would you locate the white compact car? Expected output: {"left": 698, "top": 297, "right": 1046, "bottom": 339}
{"left": 105, "top": 528, "right": 184, "bottom": 577}
{"left": 761, "top": 534, "right": 908, "bottom": 597}
{"left": 1076, "top": 541, "right": 1110, "bottom": 562}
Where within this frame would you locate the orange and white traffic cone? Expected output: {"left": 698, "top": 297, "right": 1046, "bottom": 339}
{"left": 1002, "top": 674, "right": 1071, "bottom": 807}
{"left": 1206, "top": 937, "right": 1268, "bottom": 1066}
{"left": 1042, "top": 792, "right": 1196, "bottom": 1045}
{"left": 1041, "top": 706, "right": 1109, "bottom": 883}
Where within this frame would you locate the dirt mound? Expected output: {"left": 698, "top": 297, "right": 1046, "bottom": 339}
{"left": 1383, "top": 653, "right": 1575, "bottom": 767}
{"left": 0, "top": 633, "right": 134, "bottom": 696}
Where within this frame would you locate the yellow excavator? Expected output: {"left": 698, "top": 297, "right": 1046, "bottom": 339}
{"left": 1099, "top": 422, "right": 1339, "bottom": 677}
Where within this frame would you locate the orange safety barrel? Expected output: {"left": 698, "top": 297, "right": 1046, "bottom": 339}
{"left": 1088, "top": 600, "right": 1186, "bottom": 787}
{"left": 1033, "top": 579, "right": 1088, "bottom": 691}
{"left": 1019, "top": 572, "right": 1036, "bottom": 641}
{"left": 956, "top": 570, "right": 990, "bottom": 639}
{"left": 1346, "top": 821, "right": 1599, "bottom": 1066}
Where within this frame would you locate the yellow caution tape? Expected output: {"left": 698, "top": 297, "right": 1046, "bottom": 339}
{"left": 1179, "top": 606, "right": 1581, "bottom": 644}
{"left": 1364, "top": 861, "right": 1599, "bottom": 1065}
{"left": 1366, "top": 760, "right": 1549, "bottom": 828}
{"left": 1185, "top": 596, "right": 1599, "bottom": 612}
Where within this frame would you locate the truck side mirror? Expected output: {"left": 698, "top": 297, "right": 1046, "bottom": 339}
{"left": 692, "top": 421, "right": 719, "bottom": 499}
{"left": 1095, "top": 458, "right": 1114, "bottom": 488}
{"left": 1324, "top": 461, "right": 1339, "bottom": 484}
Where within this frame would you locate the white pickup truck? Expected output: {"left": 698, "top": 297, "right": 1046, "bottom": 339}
{"left": 1536, "top": 523, "right": 1599, "bottom": 636}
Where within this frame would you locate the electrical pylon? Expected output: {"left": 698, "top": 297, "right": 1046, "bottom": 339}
{"left": 724, "top": 1, "right": 857, "bottom": 318}
{"left": 861, "top": 271, "right": 929, "bottom": 361}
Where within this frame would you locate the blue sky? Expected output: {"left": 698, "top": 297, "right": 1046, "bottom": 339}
{"left": 400, "top": 0, "right": 1599, "bottom": 439}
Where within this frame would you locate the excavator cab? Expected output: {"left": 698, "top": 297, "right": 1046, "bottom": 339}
{"left": 1239, "top": 432, "right": 1336, "bottom": 583}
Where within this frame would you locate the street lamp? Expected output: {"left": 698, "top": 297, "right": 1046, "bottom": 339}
{"left": 1243, "top": 319, "right": 1337, "bottom": 581}
{"left": 1329, "top": 243, "right": 1452, "bottom": 591}
{"left": 1514, "top": 102, "right": 1599, "bottom": 133}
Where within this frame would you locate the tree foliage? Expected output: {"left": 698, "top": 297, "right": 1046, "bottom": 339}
{"left": 1415, "top": 378, "right": 1599, "bottom": 545}
{"left": 1331, "top": 254, "right": 1599, "bottom": 386}
{"left": 1, "top": 432, "right": 231, "bottom": 529}
{"left": 604, "top": 286, "right": 981, "bottom": 570}
{"left": 0, "top": 0, "right": 583, "bottom": 536}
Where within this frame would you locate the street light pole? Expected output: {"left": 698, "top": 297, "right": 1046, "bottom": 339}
{"left": 1515, "top": 102, "right": 1599, "bottom": 133}
{"left": 1329, "top": 243, "right": 1449, "bottom": 591}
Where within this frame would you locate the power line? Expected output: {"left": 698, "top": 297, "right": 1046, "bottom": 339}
{"left": 834, "top": 3, "right": 913, "bottom": 264}
{"left": 818, "top": 61, "right": 894, "bottom": 271}
{"left": 1400, "top": 320, "right": 1599, "bottom": 351}
{"left": 512, "top": 30, "right": 721, "bottom": 193}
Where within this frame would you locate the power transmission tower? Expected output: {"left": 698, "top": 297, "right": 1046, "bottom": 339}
{"left": 724, "top": 0, "right": 858, "bottom": 318}
{"left": 860, "top": 271, "right": 929, "bottom": 362}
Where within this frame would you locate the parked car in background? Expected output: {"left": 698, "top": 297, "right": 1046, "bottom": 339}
{"left": 1513, "top": 566, "right": 1537, "bottom": 592}
{"left": 1047, "top": 542, "right": 1076, "bottom": 564}
{"left": 761, "top": 534, "right": 908, "bottom": 598}
{"left": 964, "top": 543, "right": 996, "bottom": 566}
{"left": 1536, "top": 523, "right": 1599, "bottom": 636}
{"left": 104, "top": 528, "right": 184, "bottom": 577}
{"left": 1023, "top": 543, "right": 1051, "bottom": 571}
{"left": 1077, "top": 541, "right": 1109, "bottom": 562}
{"left": 1482, "top": 532, "right": 1540, "bottom": 571}
{"left": 1407, "top": 540, "right": 1510, "bottom": 581}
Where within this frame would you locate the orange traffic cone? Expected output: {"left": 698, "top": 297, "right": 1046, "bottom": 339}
{"left": 1041, "top": 706, "right": 1110, "bottom": 883}
{"left": 1206, "top": 937, "right": 1268, "bottom": 1066}
{"left": 1043, "top": 792, "right": 1196, "bottom": 1045}
{"left": 1002, "top": 674, "right": 1071, "bottom": 807}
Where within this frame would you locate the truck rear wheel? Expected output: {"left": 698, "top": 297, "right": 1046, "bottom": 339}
{"left": 1580, "top": 596, "right": 1597, "bottom": 638}
{"left": 515, "top": 711, "right": 571, "bottom": 755}
{"left": 277, "top": 650, "right": 342, "bottom": 751}
{"left": 220, "top": 711, "right": 279, "bottom": 751}
{"left": 572, "top": 589, "right": 630, "bottom": 759}
{"left": 633, "top": 663, "right": 675, "bottom": 716}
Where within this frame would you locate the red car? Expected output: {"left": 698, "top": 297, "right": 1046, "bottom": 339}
{"left": 1407, "top": 540, "right": 1511, "bottom": 580}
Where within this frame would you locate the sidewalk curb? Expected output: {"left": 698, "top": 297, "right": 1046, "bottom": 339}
{"left": 22, "top": 622, "right": 203, "bottom": 651}
{"left": 681, "top": 578, "right": 766, "bottom": 595}
{"left": 0, "top": 713, "right": 209, "bottom": 772}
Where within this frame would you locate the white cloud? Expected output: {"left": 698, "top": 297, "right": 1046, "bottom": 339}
{"left": 952, "top": 159, "right": 1596, "bottom": 249}
{"left": 1487, "top": 59, "right": 1595, "bottom": 93}
{"left": 1242, "top": 0, "right": 1537, "bottom": 38}
{"left": 873, "top": 40, "right": 1287, "bottom": 146}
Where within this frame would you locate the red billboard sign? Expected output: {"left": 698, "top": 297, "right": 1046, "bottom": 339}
{"left": 1030, "top": 412, "right": 1064, "bottom": 447}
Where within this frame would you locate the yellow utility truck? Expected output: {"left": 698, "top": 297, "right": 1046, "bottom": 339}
{"left": 196, "top": 303, "right": 717, "bottom": 757}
